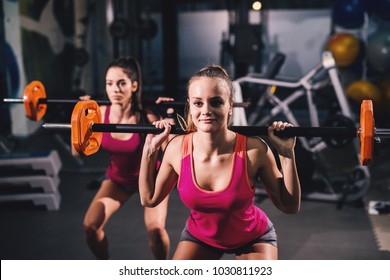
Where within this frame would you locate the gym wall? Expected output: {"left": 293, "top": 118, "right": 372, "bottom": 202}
{"left": 3, "top": 0, "right": 39, "bottom": 137}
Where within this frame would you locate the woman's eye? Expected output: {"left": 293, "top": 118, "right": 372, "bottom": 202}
{"left": 210, "top": 100, "right": 223, "bottom": 107}
{"left": 193, "top": 102, "right": 203, "bottom": 107}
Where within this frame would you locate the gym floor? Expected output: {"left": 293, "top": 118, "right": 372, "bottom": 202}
{"left": 0, "top": 128, "right": 389, "bottom": 260}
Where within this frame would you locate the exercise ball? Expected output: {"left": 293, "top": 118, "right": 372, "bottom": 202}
{"left": 346, "top": 80, "right": 382, "bottom": 105}
{"left": 366, "top": 30, "right": 390, "bottom": 72}
{"left": 332, "top": 0, "right": 366, "bottom": 29}
{"left": 367, "top": 0, "right": 390, "bottom": 20}
{"left": 325, "top": 33, "right": 361, "bottom": 67}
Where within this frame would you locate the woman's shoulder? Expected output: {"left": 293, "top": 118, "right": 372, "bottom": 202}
{"left": 163, "top": 134, "right": 186, "bottom": 165}
{"left": 245, "top": 136, "right": 269, "bottom": 153}
{"left": 245, "top": 136, "right": 271, "bottom": 169}
{"left": 166, "top": 134, "right": 185, "bottom": 150}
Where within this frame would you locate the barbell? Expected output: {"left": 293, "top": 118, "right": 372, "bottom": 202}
{"left": 3, "top": 80, "right": 249, "bottom": 121}
{"left": 41, "top": 99, "right": 389, "bottom": 165}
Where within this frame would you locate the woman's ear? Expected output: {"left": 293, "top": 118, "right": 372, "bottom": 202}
{"left": 132, "top": 81, "right": 138, "bottom": 92}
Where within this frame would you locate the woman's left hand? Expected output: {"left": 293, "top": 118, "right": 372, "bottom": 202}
{"left": 155, "top": 97, "right": 175, "bottom": 121}
{"left": 267, "top": 121, "right": 296, "bottom": 158}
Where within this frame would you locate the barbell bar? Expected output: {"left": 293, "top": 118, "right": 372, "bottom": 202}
{"left": 42, "top": 122, "right": 357, "bottom": 137}
{"left": 41, "top": 99, "right": 389, "bottom": 165}
{"left": 2, "top": 80, "right": 249, "bottom": 121}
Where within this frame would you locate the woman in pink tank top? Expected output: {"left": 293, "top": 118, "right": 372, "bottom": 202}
{"left": 77, "top": 57, "right": 175, "bottom": 259}
{"left": 139, "top": 65, "right": 301, "bottom": 260}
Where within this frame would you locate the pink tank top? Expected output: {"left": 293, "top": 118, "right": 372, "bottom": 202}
{"left": 177, "top": 133, "right": 268, "bottom": 250}
{"left": 101, "top": 106, "right": 143, "bottom": 189}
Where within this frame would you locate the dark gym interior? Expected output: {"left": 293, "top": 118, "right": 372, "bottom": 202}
{"left": 1, "top": 0, "right": 390, "bottom": 261}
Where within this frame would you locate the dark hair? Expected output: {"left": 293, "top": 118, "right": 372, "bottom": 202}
{"left": 105, "top": 56, "right": 143, "bottom": 113}
{"left": 181, "top": 65, "right": 234, "bottom": 132}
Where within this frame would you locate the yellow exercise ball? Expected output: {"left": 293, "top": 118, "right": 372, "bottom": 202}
{"left": 325, "top": 33, "right": 361, "bottom": 67}
{"left": 346, "top": 80, "right": 382, "bottom": 105}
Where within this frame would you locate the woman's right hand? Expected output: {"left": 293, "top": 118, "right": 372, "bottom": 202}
{"left": 144, "top": 120, "right": 172, "bottom": 156}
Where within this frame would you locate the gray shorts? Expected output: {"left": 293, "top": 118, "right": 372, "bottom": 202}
{"left": 180, "top": 218, "right": 277, "bottom": 255}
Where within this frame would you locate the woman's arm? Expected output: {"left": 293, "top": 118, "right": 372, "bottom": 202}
{"left": 139, "top": 121, "right": 179, "bottom": 207}
{"left": 253, "top": 121, "right": 301, "bottom": 214}
{"left": 146, "top": 97, "right": 176, "bottom": 150}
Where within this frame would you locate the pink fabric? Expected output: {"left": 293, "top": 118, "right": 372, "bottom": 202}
{"left": 177, "top": 133, "right": 268, "bottom": 250}
{"left": 101, "top": 106, "right": 143, "bottom": 189}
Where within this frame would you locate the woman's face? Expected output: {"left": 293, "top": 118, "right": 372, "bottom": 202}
{"left": 188, "top": 77, "right": 232, "bottom": 133}
{"left": 105, "top": 67, "right": 138, "bottom": 106}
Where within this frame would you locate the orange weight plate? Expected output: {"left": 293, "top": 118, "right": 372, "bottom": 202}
{"left": 71, "top": 100, "right": 102, "bottom": 156}
{"left": 23, "top": 81, "right": 47, "bottom": 121}
{"left": 359, "top": 100, "right": 374, "bottom": 165}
